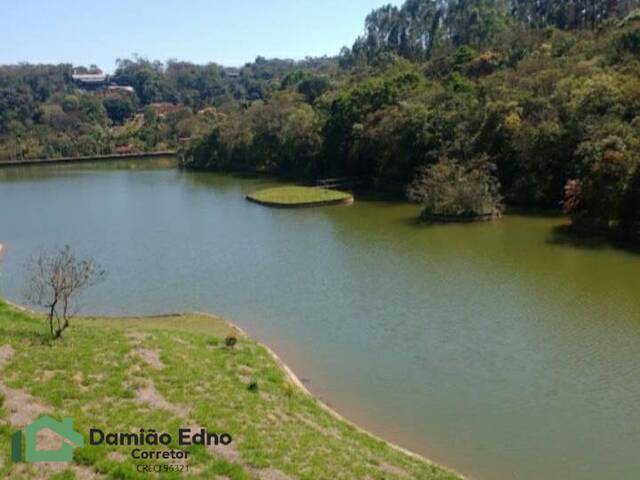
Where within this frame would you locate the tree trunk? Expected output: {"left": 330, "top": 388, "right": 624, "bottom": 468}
{"left": 48, "top": 301, "right": 57, "bottom": 338}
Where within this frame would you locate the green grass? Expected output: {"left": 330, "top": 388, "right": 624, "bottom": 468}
{"left": 0, "top": 301, "right": 460, "bottom": 480}
{"left": 247, "top": 186, "right": 353, "bottom": 206}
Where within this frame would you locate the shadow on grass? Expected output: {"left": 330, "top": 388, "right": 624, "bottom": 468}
{"left": 548, "top": 224, "right": 640, "bottom": 255}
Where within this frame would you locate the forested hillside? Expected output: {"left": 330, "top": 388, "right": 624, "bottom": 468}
{"left": 0, "top": 57, "right": 336, "bottom": 161}
{"left": 183, "top": 0, "right": 640, "bottom": 241}
{"left": 2, "top": 0, "right": 640, "bottom": 240}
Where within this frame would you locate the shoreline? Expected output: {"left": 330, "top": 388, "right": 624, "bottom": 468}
{"left": 221, "top": 315, "right": 461, "bottom": 475}
{"left": 0, "top": 151, "right": 177, "bottom": 168}
{"left": 245, "top": 185, "right": 355, "bottom": 208}
{"left": 4, "top": 299, "right": 464, "bottom": 479}
{"left": 246, "top": 194, "right": 354, "bottom": 208}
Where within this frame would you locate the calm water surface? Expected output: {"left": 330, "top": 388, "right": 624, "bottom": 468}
{"left": 1, "top": 159, "right": 639, "bottom": 480}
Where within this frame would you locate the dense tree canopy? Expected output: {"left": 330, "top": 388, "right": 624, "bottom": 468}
{"left": 2, "top": 0, "right": 640, "bottom": 241}
{"left": 182, "top": 0, "right": 640, "bottom": 240}
{"left": 345, "top": 0, "right": 640, "bottom": 65}
{"left": 0, "top": 55, "right": 332, "bottom": 161}
{"left": 103, "top": 96, "right": 135, "bottom": 124}
{"left": 406, "top": 157, "right": 503, "bottom": 218}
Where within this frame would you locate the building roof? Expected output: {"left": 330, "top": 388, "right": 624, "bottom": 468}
{"left": 72, "top": 73, "right": 108, "bottom": 83}
{"left": 224, "top": 67, "right": 241, "bottom": 78}
{"left": 107, "top": 85, "right": 135, "bottom": 93}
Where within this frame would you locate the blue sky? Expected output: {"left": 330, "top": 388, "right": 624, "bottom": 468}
{"left": 1, "top": 0, "right": 401, "bottom": 71}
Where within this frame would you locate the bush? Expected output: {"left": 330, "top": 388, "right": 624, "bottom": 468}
{"left": 103, "top": 96, "right": 135, "bottom": 124}
{"left": 613, "top": 28, "right": 640, "bottom": 57}
{"left": 61, "top": 95, "right": 79, "bottom": 112}
{"left": 406, "top": 158, "right": 502, "bottom": 220}
{"left": 225, "top": 333, "right": 238, "bottom": 349}
{"left": 564, "top": 122, "right": 640, "bottom": 229}
{"left": 298, "top": 76, "right": 330, "bottom": 103}
{"left": 466, "top": 51, "right": 500, "bottom": 76}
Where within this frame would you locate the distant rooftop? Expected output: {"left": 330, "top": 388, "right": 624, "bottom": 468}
{"left": 72, "top": 69, "right": 135, "bottom": 92}
{"left": 107, "top": 85, "right": 135, "bottom": 93}
{"left": 224, "top": 67, "right": 240, "bottom": 78}
{"left": 72, "top": 72, "right": 108, "bottom": 83}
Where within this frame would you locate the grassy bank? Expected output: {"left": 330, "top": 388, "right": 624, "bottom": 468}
{"left": 247, "top": 186, "right": 353, "bottom": 208}
{"left": 0, "top": 301, "right": 459, "bottom": 479}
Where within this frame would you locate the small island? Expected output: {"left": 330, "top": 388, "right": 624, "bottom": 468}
{"left": 247, "top": 186, "right": 354, "bottom": 208}
{"left": 406, "top": 158, "right": 503, "bottom": 223}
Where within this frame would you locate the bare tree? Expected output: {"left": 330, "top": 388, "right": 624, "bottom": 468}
{"left": 24, "top": 246, "right": 105, "bottom": 339}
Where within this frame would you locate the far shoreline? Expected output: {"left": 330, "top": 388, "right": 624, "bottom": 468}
{"left": 0, "top": 150, "right": 177, "bottom": 168}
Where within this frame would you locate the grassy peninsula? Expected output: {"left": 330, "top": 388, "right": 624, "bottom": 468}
{"left": 0, "top": 301, "right": 458, "bottom": 480}
{"left": 247, "top": 186, "right": 353, "bottom": 207}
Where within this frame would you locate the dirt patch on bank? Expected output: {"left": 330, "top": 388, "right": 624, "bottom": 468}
{"left": 0, "top": 344, "right": 14, "bottom": 368}
{"left": 126, "top": 331, "right": 150, "bottom": 342}
{"left": 0, "top": 344, "right": 102, "bottom": 479}
{"left": 208, "top": 441, "right": 242, "bottom": 463}
{"left": 126, "top": 332, "right": 165, "bottom": 369}
{"left": 379, "top": 462, "right": 410, "bottom": 478}
{"left": 127, "top": 333, "right": 187, "bottom": 416}
{"left": 0, "top": 344, "right": 48, "bottom": 427}
{"left": 135, "top": 380, "right": 190, "bottom": 418}
{"left": 0, "top": 383, "right": 48, "bottom": 428}
{"left": 136, "top": 348, "right": 165, "bottom": 370}
{"left": 107, "top": 451, "right": 128, "bottom": 462}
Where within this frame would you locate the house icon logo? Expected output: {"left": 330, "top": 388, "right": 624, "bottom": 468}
{"left": 11, "top": 416, "right": 84, "bottom": 463}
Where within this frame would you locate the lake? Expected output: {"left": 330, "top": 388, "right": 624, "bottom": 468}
{"left": 1, "top": 158, "right": 639, "bottom": 479}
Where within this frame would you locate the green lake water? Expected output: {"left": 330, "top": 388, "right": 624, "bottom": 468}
{"left": 1, "top": 159, "right": 639, "bottom": 479}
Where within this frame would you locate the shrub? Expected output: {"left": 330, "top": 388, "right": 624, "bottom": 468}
{"left": 282, "top": 382, "right": 294, "bottom": 398}
{"left": 298, "top": 76, "right": 330, "bottom": 103}
{"left": 406, "top": 157, "right": 502, "bottom": 219}
{"left": 225, "top": 334, "right": 238, "bottom": 350}
{"left": 61, "top": 95, "right": 79, "bottom": 112}
{"left": 565, "top": 123, "right": 640, "bottom": 229}
{"left": 103, "top": 96, "right": 135, "bottom": 124}
{"left": 614, "top": 28, "right": 640, "bottom": 57}
{"left": 466, "top": 51, "right": 500, "bottom": 76}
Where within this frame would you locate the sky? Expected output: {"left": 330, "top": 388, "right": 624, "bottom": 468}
{"left": 1, "top": 0, "right": 402, "bottom": 71}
